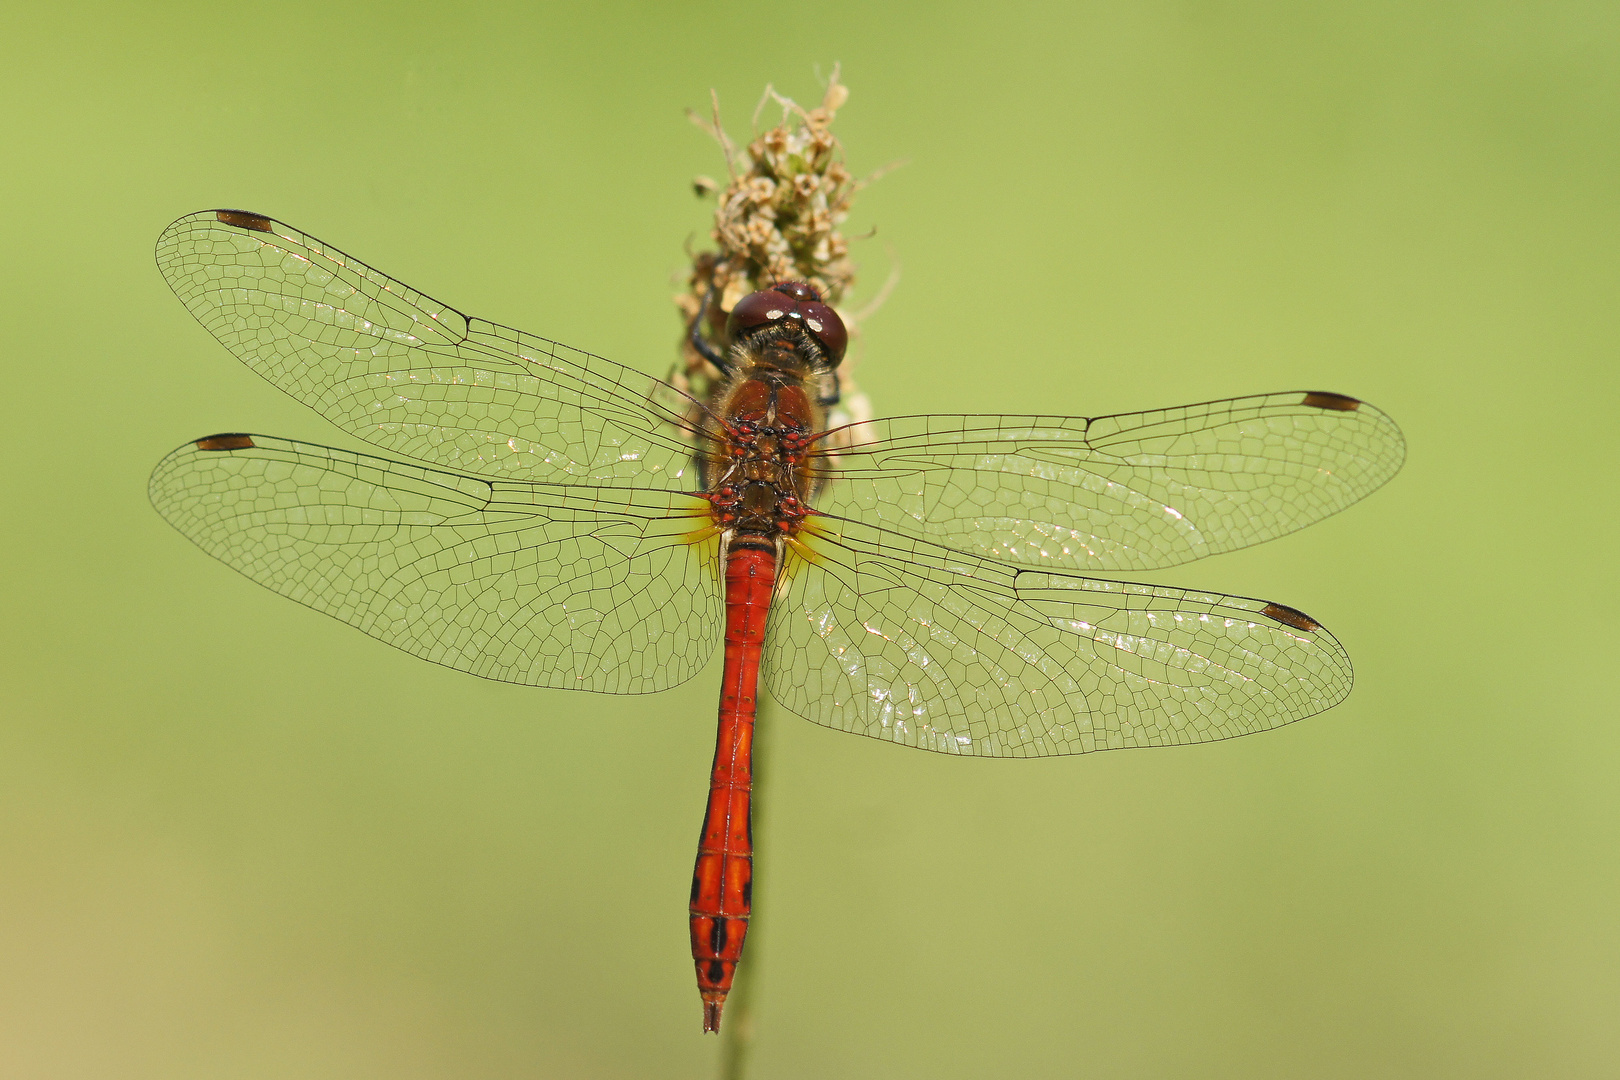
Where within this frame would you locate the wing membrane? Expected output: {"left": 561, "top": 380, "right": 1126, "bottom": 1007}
{"left": 811, "top": 392, "right": 1404, "bottom": 572}
{"left": 764, "top": 516, "right": 1351, "bottom": 757}
{"left": 149, "top": 435, "right": 721, "bottom": 693}
{"left": 156, "top": 210, "right": 706, "bottom": 486}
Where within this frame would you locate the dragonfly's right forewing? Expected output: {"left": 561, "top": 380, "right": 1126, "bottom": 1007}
{"left": 812, "top": 392, "right": 1405, "bottom": 574}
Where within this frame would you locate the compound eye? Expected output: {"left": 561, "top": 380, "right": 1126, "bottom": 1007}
{"left": 726, "top": 288, "right": 789, "bottom": 339}
{"left": 724, "top": 282, "right": 845, "bottom": 364}
{"left": 799, "top": 300, "right": 848, "bottom": 366}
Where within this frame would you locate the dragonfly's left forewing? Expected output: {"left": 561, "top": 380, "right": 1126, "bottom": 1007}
{"left": 764, "top": 517, "right": 1351, "bottom": 757}
{"left": 156, "top": 210, "right": 706, "bottom": 487}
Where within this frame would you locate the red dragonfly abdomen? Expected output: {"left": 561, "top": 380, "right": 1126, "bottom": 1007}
{"left": 690, "top": 542, "right": 774, "bottom": 1032}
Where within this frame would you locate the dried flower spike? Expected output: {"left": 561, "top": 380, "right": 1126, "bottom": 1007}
{"left": 676, "top": 67, "right": 883, "bottom": 429}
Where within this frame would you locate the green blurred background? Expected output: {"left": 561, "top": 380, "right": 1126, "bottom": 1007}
{"left": 2, "top": 1, "right": 1616, "bottom": 1077}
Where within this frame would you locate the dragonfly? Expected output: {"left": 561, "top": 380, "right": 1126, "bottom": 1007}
{"left": 149, "top": 209, "right": 1405, "bottom": 1032}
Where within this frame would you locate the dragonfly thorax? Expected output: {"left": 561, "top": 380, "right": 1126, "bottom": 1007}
{"left": 703, "top": 355, "right": 824, "bottom": 540}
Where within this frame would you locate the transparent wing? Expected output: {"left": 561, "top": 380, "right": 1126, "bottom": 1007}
{"left": 156, "top": 210, "right": 707, "bottom": 486}
{"left": 149, "top": 434, "right": 722, "bottom": 693}
{"left": 811, "top": 392, "right": 1404, "bottom": 572}
{"left": 764, "top": 516, "right": 1351, "bottom": 757}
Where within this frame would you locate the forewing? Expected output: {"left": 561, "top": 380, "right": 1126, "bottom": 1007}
{"left": 812, "top": 392, "right": 1404, "bottom": 572}
{"left": 156, "top": 210, "right": 705, "bottom": 486}
{"left": 763, "top": 517, "right": 1351, "bottom": 757}
{"left": 149, "top": 435, "right": 721, "bottom": 693}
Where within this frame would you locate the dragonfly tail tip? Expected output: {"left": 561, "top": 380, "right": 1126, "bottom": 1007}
{"left": 701, "top": 994, "right": 726, "bottom": 1033}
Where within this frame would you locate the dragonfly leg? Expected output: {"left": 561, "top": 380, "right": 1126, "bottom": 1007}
{"left": 689, "top": 284, "right": 733, "bottom": 374}
{"left": 816, "top": 368, "right": 842, "bottom": 408}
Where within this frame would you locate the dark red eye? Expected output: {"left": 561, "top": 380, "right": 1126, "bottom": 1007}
{"left": 726, "top": 288, "right": 791, "bottom": 336}
{"left": 797, "top": 299, "right": 847, "bottom": 366}
{"left": 725, "top": 281, "right": 848, "bottom": 367}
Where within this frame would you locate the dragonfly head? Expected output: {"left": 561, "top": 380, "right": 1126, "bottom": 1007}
{"left": 727, "top": 282, "right": 847, "bottom": 367}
